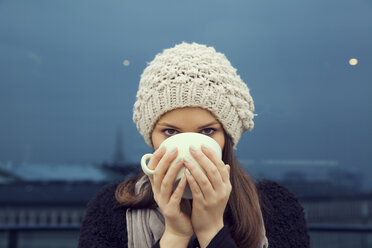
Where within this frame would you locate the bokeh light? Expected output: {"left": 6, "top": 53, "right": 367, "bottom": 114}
{"left": 123, "top": 59, "right": 130, "bottom": 66}
{"left": 349, "top": 58, "right": 358, "bottom": 66}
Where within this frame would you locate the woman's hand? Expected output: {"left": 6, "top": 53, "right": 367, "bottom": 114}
{"left": 184, "top": 145, "right": 232, "bottom": 248}
{"left": 147, "top": 147, "right": 194, "bottom": 247}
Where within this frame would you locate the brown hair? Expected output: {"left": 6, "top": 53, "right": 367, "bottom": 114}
{"left": 115, "top": 133, "right": 264, "bottom": 247}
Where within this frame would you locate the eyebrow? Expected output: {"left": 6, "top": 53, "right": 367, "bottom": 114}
{"left": 157, "top": 121, "right": 219, "bottom": 130}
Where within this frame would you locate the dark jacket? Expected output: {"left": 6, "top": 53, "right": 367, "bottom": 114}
{"left": 78, "top": 180, "right": 309, "bottom": 248}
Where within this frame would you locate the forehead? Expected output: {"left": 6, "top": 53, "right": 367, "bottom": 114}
{"left": 157, "top": 107, "right": 218, "bottom": 126}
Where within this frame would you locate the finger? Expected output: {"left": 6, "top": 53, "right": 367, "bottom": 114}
{"left": 189, "top": 146, "right": 223, "bottom": 190}
{"left": 148, "top": 146, "right": 166, "bottom": 170}
{"left": 226, "top": 164, "right": 231, "bottom": 181}
{"left": 225, "top": 164, "right": 232, "bottom": 194}
{"left": 147, "top": 147, "right": 166, "bottom": 186}
{"left": 160, "top": 158, "right": 185, "bottom": 201}
{"left": 184, "top": 158, "right": 214, "bottom": 199}
{"left": 153, "top": 148, "right": 178, "bottom": 193}
{"left": 201, "top": 145, "right": 229, "bottom": 183}
{"left": 168, "top": 176, "right": 187, "bottom": 206}
{"left": 184, "top": 170, "right": 204, "bottom": 201}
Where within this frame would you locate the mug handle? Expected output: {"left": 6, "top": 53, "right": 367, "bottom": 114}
{"left": 141, "top": 153, "right": 155, "bottom": 176}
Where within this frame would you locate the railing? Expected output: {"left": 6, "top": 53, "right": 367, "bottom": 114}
{"left": 1, "top": 224, "right": 372, "bottom": 248}
{"left": 0, "top": 225, "right": 80, "bottom": 248}
{"left": 308, "top": 224, "right": 372, "bottom": 233}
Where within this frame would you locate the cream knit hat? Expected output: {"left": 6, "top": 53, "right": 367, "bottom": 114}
{"left": 133, "top": 42, "right": 255, "bottom": 148}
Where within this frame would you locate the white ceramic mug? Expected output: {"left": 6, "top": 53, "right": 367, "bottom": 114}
{"left": 140, "top": 132, "right": 222, "bottom": 199}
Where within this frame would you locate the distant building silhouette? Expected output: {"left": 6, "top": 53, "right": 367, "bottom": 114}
{"left": 281, "top": 167, "right": 363, "bottom": 199}
{"left": 100, "top": 125, "right": 141, "bottom": 175}
{"left": 113, "top": 126, "right": 125, "bottom": 164}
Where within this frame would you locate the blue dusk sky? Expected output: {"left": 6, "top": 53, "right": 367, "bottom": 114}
{"left": 0, "top": 0, "right": 371, "bottom": 187}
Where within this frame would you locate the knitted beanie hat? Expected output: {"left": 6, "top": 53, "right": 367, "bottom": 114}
{"left": 133, "top": 42, "right": 255, "bottom": 149}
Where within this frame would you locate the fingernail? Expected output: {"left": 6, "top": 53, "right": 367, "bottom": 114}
{"left": 185, "top": 168, "right": 191, "bottom": 175}
{"left": 202, "top": 144, "right": 209, "bottom": 150}
{"left": 155, "top": 146, "right": 165, "bottom": 155}
{"left": 190, "top": 145, "right": 198, "bottom": 151}
{"left": 170, "top": 147, "right": 177, "bottom": 153}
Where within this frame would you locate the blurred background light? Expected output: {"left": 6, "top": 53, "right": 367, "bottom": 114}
{"left": 123, "top": 59, "right": 130, "bottom": 66}
{"left": 349, "top": 58, "right": 358, "bottom": 66}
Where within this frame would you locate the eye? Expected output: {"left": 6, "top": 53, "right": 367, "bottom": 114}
{"left": 200, "top": 128, "right": 216, "bottom": 136}
{"left": 162, "top": 129, "right": 179, "bottom": 136}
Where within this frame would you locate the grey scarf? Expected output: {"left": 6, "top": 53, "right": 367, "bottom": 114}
{"left": 126, "top": 176, "right": 268, "bottom": 248}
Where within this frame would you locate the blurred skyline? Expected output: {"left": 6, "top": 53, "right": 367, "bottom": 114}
{"left": 0, "top": 1, "right": 371, "bottom": 188}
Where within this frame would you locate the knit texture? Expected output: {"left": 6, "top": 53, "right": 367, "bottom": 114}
{"left": 133, "top": 42, "right": 255, "bottom": 148}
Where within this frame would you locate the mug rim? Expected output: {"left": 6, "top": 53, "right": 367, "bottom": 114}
{"left": 158, "top": 132, "right": 222, "bottom": 154}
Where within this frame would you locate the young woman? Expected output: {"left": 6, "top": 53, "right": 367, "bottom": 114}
{"left": 78, "top": 42, "right": 309, "bottom": 248}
